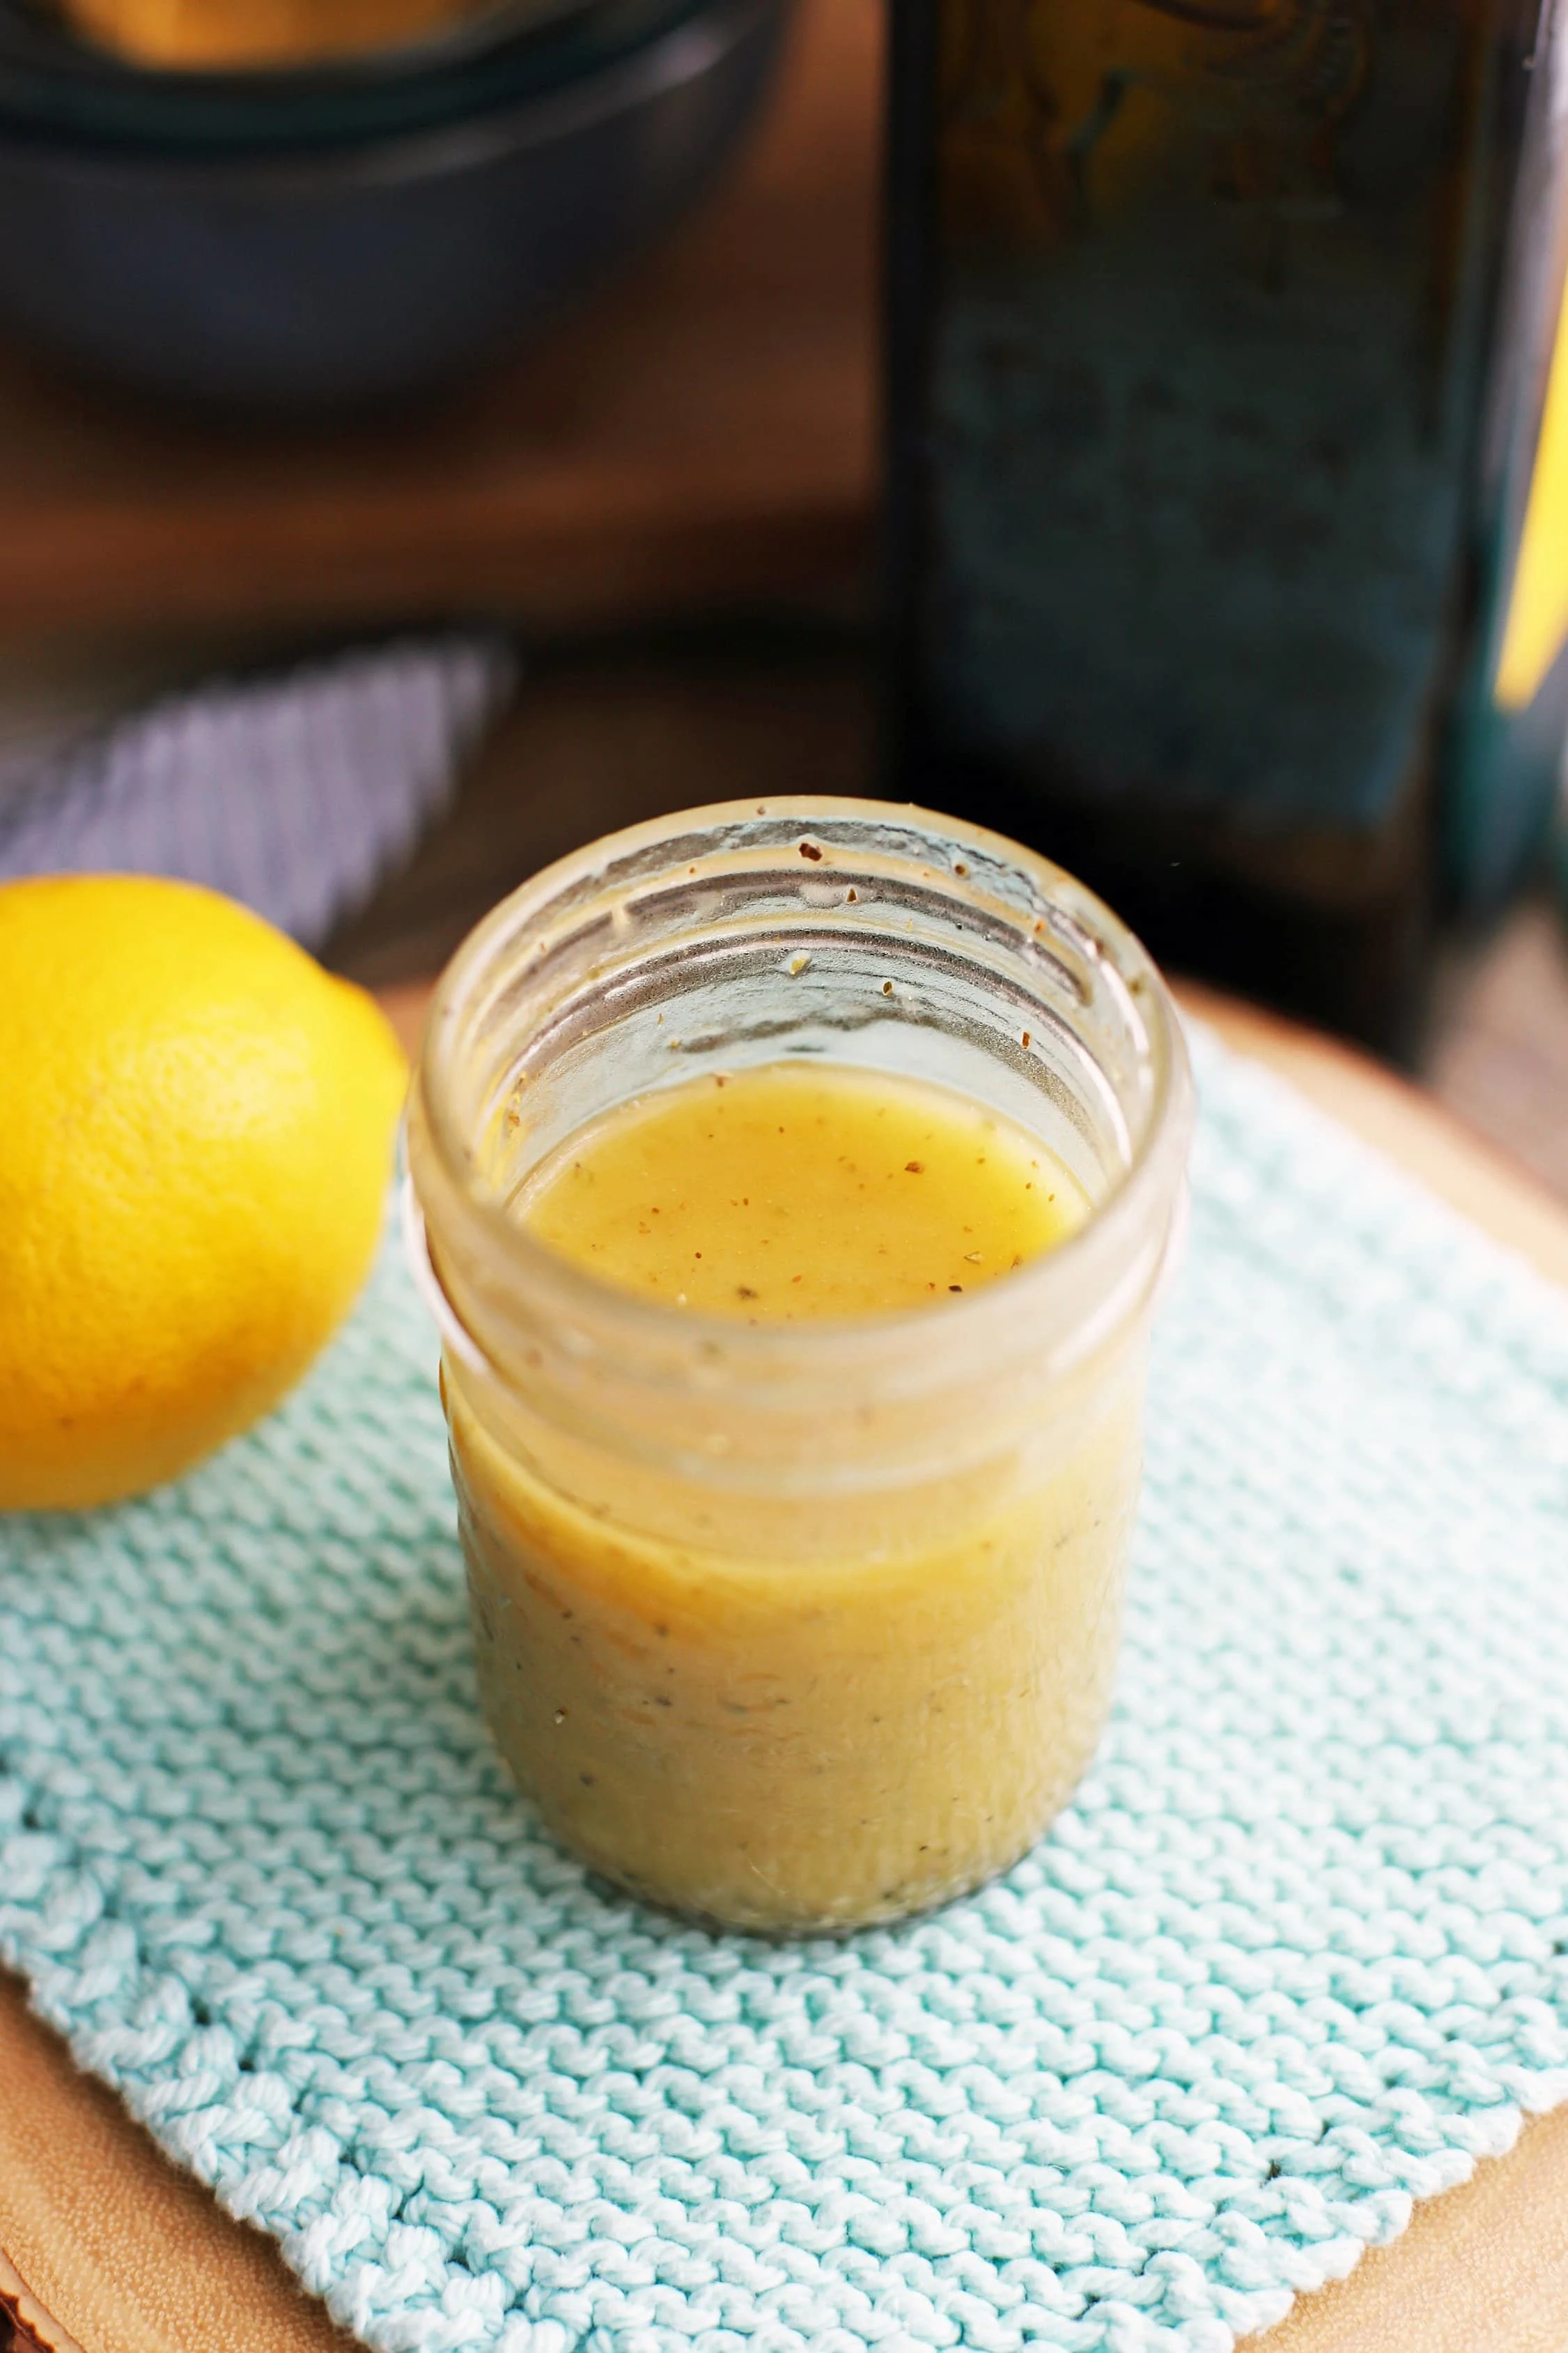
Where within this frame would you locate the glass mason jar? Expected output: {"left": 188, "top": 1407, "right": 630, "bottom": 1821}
{"left": 404, "top": 799, "right": 1192, "bottom": 1933}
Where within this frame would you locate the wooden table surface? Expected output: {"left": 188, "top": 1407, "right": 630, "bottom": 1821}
{"left": 3, "top": 981, "right": 1567, "bottom": 2353}
{"left": 0, "top": 0, "right": 876, "bottom": 640}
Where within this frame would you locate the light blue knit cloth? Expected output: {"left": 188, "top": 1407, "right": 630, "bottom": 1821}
{"left": 3, "top": 1032, "right": 1567, "bottom": 2353}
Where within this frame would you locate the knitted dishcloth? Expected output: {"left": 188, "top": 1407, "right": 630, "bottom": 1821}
{"left": 3, "top": 1031, "right": 1567, "bottom": 2353}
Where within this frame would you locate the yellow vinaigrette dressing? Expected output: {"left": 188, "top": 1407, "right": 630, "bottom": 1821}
{"left": 520, "top": 1063, "right": 1087, "bottom": 1319}
{"left": 412, "top": 804, "right": 1191, "bottom": 1938}
{"left": 444, "top": 1063, "right": 1142, "bottom": 1931}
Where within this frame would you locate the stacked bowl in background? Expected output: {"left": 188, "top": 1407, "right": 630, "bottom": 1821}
{"left": 0, "top": 0, "right": 791, "bottom": 406}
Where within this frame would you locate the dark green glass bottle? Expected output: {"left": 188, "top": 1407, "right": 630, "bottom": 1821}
{"left": 885, "top": 0, "right": 1568, "bottom": 1051}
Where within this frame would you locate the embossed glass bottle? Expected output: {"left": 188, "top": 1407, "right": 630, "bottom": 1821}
{"left": 887, "top": 0, "right": 1568, "bottom": 1047}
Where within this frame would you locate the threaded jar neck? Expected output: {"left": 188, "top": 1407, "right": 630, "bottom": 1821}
{"left": 405, "top": 797, "right": 1193, "bottom": 1499}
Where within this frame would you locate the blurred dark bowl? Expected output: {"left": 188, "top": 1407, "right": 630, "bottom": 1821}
{"left": 0, "top": 0, "right": 789, "bottom": 408}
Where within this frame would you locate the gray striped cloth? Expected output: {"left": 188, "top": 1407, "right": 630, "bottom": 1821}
{"left": 0, "top": 635, "right": 517, "bottom": 948}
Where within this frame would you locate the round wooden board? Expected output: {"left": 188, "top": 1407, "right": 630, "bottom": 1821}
{"left": 3, "top": 983, "right": 1565, "bottom": 2353}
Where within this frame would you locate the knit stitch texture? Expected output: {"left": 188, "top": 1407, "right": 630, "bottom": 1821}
{"left": 3, "top": 1032, "right": 1567, "bottom": 2353}
{"left": 0, "top": 635, "right": 515, "bottom": 948}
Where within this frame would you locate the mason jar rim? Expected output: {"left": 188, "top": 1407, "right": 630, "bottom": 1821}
{"left": 406, "top": 796, "right": 1194, "bottom": 1399}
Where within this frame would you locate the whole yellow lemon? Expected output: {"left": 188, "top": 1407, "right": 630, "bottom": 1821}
{"left": 0, "top": 876, "right": 407, "bottom": 1511}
